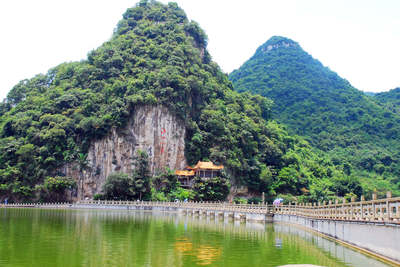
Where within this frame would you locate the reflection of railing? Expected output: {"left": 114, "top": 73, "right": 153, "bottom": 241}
{"left": 2, "top": 192, "right": 400, "bottom": 223}
{"left": 1, "top": 203, "right": 71, "bottom": 208}
{"left": 77, "top": 200, "right": 275, "bottom": 214}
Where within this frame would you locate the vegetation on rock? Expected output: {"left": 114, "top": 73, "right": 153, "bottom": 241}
{"left": 192, "top": 176, "right": 230, "bottom": 201}
{"left": 101, "top": 172, "right": 136, "bottom": 201}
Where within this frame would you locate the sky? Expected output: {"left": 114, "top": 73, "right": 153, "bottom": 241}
{"left": 0, "top": 0, "right": 399, "bottom": 100}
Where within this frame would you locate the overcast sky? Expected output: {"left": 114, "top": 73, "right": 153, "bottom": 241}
{"left": 0, "top": 0, "right": 399, "bottom": 100}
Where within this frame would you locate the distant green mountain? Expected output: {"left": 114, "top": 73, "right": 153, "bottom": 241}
{"left": 374, "top": 87, "right": 400, "bottom": 114}
{"left": 229, "top": 36, "right": 400, "bottom": 195}
{"left": 364, "top": 91, "right": 376, "bottom": 96}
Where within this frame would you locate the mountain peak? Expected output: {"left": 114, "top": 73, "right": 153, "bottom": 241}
{"left": 255, "top": 36, "right": 299, "bottom": 55}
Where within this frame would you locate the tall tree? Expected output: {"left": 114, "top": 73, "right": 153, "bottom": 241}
{"left": 132, "top": 150, "right": 151, "bottom": 200}
{"left": 102, "top": 172, "right": 134, "bottom": 200}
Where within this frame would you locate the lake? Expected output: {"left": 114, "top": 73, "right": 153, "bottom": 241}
{"left": 0, "top": 208, "right": 390, "bottom": 267}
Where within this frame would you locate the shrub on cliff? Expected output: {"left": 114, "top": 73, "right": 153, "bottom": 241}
{"left": 102, "top": 172, "right": 135, "bottom": 200}
{"left": 168, "top": 187, "right": 195, "bottom": 201}
{"left": 132, "top": 150, "right": 152, "bottom": 200}
{"left": 100, "top": 151, "right": 152, "bottom": 201}
{"left": 39, "top": 176, "right": 76, "bottom": 202}
{"left": 192, "top": 176, "right": 230, "bottom": 201}
{"left": 152, "top": 168, "right": 179, "bottom": 194}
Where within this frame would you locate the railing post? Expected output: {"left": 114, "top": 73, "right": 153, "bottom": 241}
{"left": 372, "top": 193, "right": 376, "bottom": 220}
{"left": 327, "top": 200, "right": 331, "bottom": 219}
{"left": 342, "top": 198, "right": 346, "bottom": 220}
{"left": 334, "top": 199, "right": 338, "bottom": 219}
{"left": 387, "top": 191, "right": 392, "bottom": 221}
{"left": 311, "top": 202, "right": 315, "bottom": 218}
{"left": 360, "top": 195, "right": 365, "bottom": 220}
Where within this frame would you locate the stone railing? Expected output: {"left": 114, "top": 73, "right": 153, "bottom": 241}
{"left": 276, "top": 192, "right": 400, "bottom": 223}
{"left": 2, "top": 192, "right": 400, "bottom": 223}
{"left": 77, "top": 192, "right": 400, "bottom": 223}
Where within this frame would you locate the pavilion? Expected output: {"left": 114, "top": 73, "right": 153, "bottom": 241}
{"left": 175, "top": 161, "right": 224, "bottom": 188}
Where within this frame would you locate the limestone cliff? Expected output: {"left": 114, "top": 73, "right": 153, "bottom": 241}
{"left": 60, "top": 105, "right": 187, "bottom": 200}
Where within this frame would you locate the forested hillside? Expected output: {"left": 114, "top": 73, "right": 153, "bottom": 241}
{"left": 0, "top": 1, "right": 351, "bottom": 202}
{"left": 374, "top": 87, "right": 400, "bottom": 114}
{"left": 229, "top": 36, "right": 400, "bottom": 196}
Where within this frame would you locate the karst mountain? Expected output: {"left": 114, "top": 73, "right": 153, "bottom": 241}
{"left": 229, "top": 36, "right": 400, "bottom": 195}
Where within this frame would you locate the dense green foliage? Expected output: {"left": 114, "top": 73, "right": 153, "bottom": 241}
{"left": 374, "top": 87, "right": 400, "bottom": 114}
{"left": 102, "top": 172, "right": 136, "bottom": 200}
{"left": 192, "top": 176, "right": 230, "bottom": 201}
{"left": 97, "top": 150, "right": 152, "bottom": 200}
{"left": 152, "top": 168, "right": 179, "bottom": 196}
{"left": 39, "top": 176, "right": 76, "bottom": 202}
{"left": 131, "top": 150, "right": 152, "bottom": 200}
{"left": 151, "top": 168, "right": 195, "bottom": 201}
{"left": 0, "top": 2, "right": 376, "bottom": 202}
{"left": 229, "top": 36, "right": 400, "bottom": 196}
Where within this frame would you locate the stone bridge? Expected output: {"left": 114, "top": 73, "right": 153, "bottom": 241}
{"left": 2, "top": 191, "right": 400, "bottom": 223}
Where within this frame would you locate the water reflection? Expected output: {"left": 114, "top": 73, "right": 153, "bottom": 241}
{"left": 0, "top": 208, "right": 391, "bottom": 267}
{"left": 174, "top": 237, "right": 193, "bottom": 253}
{"left": 275, "top": 238, "right": 283, "bottom": 248}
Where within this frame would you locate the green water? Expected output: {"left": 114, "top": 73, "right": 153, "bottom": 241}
{"left": 0, "top": 208, "right": 390, "bottom": 267}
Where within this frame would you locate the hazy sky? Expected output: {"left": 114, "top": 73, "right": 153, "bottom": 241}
{"left": 0, "top": 0, "right": 399, "bottom": 100}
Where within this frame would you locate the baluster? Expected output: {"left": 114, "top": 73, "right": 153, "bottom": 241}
{"left": 386, "top": 191, "right": 392, "bottom": 221}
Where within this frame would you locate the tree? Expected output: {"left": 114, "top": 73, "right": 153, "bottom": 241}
{"left": 132, "top": 150, "right": 152, "bottom": 200}
{"left": 102, "top": 172, "right": 134, "bottom": 200}
{"left": 330, "top": 176, "right": 363, "bottom": 197}
{"left": 152, "top": 168, "right": 178, "bottom": 193}
{"left": 41, "top": 176, "right": 76, "bottom": 202}
{"left": 192, "top": 176, "right": 230, "bottom": 201}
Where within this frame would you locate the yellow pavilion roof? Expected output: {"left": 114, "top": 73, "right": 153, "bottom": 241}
{"left": 175, "top": 170, "right": 195, "bottom": 176}
{"left": 192, "top": 161, "right": 224, "bottom": 170}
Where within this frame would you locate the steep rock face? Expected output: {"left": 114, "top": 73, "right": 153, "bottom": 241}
{"left": 60, "top": 105, "right": 186, "bottom": 200}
